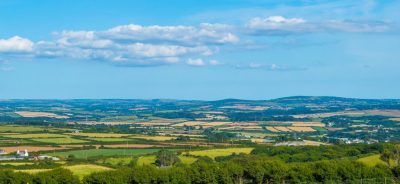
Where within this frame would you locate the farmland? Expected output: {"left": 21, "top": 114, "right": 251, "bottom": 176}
{"left": 187, "top": 148, "right": 253, "bottom": 159}
{"left": 48, "top": 148, "right": 160, "bottom": 158}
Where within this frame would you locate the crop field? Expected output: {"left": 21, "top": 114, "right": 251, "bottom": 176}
{"left": 202, "top": 122, "right": 232, "bottom": 127}
{"left": 129, "top": 135, "right": 176, "bottom": 141}
{"left": 31, "top": 137, "right": 88, "bottom": 144}
{"left": 1, "top": 146, "right": 68, "bottom": 153}
{"left": 16, "top": 169, "right": 52, "bottom": 174}
{"left": 66, "top": 133, "right": 131, "bottom": 138}
{"left": 0, "top": 162, "right": 34, "bottom": 166}
{"left": 102, "top": 144, "right": 156, "bottom": 148}
{"left": 266, "top": 127, "right": 279, "bottom": 132}
{"left": 188, "top": 147, "right": 253, "bottom": 159}
{"left": 0, "top": 125, "right": 47, "bottom": 132}
{"left": 85, "top": 137, "right": 134, "bottom": 142}
{"left": 274, "top": 126, "right": 292, "bottom": 132}
{"left": 49, "top": 148, "right": 160, "bottom": 158}
{"left": 287, "top": 126, "right": 316, "bottom": 132}
{"left": 179, "top": 155, "right": 197, "bottom": 164}
{"left": 15, "top": 111, "right": 68, "bottom": 119}
{"left": 172, "top": 121, "right": 205, "bottom": 127}
{"left": 1, "top": 133, "right": 68, "bottom": 139}
{"left": 98, "top": 157, "right": 134, "bottom": 166}
{"left": 291, "top": 122, "right": 325, "bottom": 127}
{"left": 63, "top": 164, "right": 112, "bottom": 179}
{"left": 390, "top": 118, "right": 400, "bottom": 121}
{"left": 137, "top": 155, "right": 156, "bottom": 165}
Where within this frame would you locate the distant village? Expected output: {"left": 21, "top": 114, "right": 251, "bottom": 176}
{"left": 0, "top": 149, "right": 59, "bottom": 161}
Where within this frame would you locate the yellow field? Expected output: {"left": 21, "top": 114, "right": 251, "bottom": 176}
{"left": 31, "top": 137, "right": 88, "bottom": 144}
{"left": 287, "top": 126, "right": 315, "bottom": 132}
{"left": 390, "top": 118, "right": 400, "bottom": 121}
{"left": 291, "top": 122, "right": 325, "bottom": 127}
{"left": 63, "top": 164, "right": 112, "bottom": 179}
{"left": 188, "top": 147, "right": 253, "bottom": 159}
{"left": 266, "top": 127, "right": 279, "bottom": 132}
{"left": 170, "top": 134, "right": 204, "bottom": 137}
{"left": 172, "top": 121, "right": 205, "bottom": 127}
{"left": 137, "top": 155, "right": 156, "bottom": 165}
{"left": 129, "top": 135, "right": 176, "bottom": 141}
{"left": 202, "top": 122, "right": 232, "bottom": 127}
{"left": 179, "top": 155, "right": 197, "bottom": 164}
{"left": 15, "top": 111, "right": 68, "bottom": 119}
{"left": 1, "top": 133, "right": 68, "bottom": 139}
{"left": 16, "top": 169, "right": 52, "bottom": 174}
{"left": 0, "top": 162, "right": 34, "bottom": 166}
{"left": 274, "top": 126, "right": 292, "bottom": 132}
{"left": 67, "top": 133, "right": 130, "bottom": 138}
{"left": 357, "top": 154, "right": 397, "bottom": 167}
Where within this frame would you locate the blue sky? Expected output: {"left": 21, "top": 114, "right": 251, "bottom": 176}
{"left": 0, "top": 0, "right": 399, "bottom": 100}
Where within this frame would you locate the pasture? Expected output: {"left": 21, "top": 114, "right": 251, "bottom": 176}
{"left": 84, "top": 137, "right": 133, "bottom": 142}
{"left": 129, "top": 135, "right": 176, "bottom": 141}
{"left": 67, "top": 133, "right": 130, "bottom": 138}
{"left": 188, "top": 147, "right": 253, "bottom": 159}
{"left": 137, "top": 155, "right": 156, "bottom": 165}
{"left": 31, "top": 137, "right": 88, "bottom": 144}
{"left": 1, "top": 133, "right": 68, "bottom": 139}
{"left": 49, "top": 148, "right": 160, "bottom": 158}
{"left": 63, "top": 164, "right": 112, "bottom": 179}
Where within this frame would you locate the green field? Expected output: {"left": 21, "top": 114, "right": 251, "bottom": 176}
{"left": 0, "top": 126, "right": 46, "bottom": 132}
{"left": 188, "top": 147, "right": 254, "bottom": 159}
{"left": 31, "top": 137, "right": 88, "bottom": 144}
{"left": 137, "top": 155, "right": 156, "bottom": 165}
{"left": 49, "top": 148, "right": 160, "bottom": 158}
{"left": 179, "top": 155, "right": 197, "bottom": 164}
{"left": 98, "top": 157, "right": 134, "bottom": 166}
{"left": 63, "top": 164, "right": 112, "bottom": 179}
{"left": 357, "top": 154, "right": 397, "bottom": 167}
{"left": 1, "top": 133, "right": 68, "bottom": 139}
{"left": 84, "top": 137, "right": 134, "bottom": 142}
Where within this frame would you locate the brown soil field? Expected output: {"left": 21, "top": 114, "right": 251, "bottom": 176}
{"left": 287, "top": 126, "right": 315, "bottom": 132}
{"left": 202, "top": 122, "right": 232, "bottom": 127}
{"left": 15, "top": 111, "right": 68, "bottom": 119}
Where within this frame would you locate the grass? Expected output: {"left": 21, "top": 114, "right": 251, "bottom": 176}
{"left": 1, "top": 133, "right": 68, "bottom": 139}
{"left": 84, "top": 137, "right": 134, "bottom": 142}
{"left": 67, "top": 133, "right": 131, "bottom": 138}
{"left": 63, "top": 164, "right": 112, "bottom": 179}
{"left": 49, "top": 148, "right": 160, "bottom": 159}
{"left": 0, "top": 162, "right": 34, "bottom": 166}
{"left": 0, "top": 125, "right": 46, "bottom": 132}
{"left": 188, "top": 148, "right": 254, "bottom": 159}
{"left": 98, "top": 157, "right": 134, "bottom": 166}
{"left": 179, "top": 155, "right": 197, "bottom": 164}
{"left": 137, "top": 155, "right": 156, "bottom": 166}
{"left": 16, "top": 169, "right": 52, "bottom": 174}
{"left": 357, "top": 154, "right": 397, "bottom": 167}
{"left": 31, "top": 137, "right": 88, "bottom": 144}
{"left": 129, "top": 135, "right": 176, "bottom": 141}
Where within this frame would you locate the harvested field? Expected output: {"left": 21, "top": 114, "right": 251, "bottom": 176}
{"left": 266, "top": 127, "right": 279, "bottom": 132}
{"left": 291, "top": 122, "right": 325, "bottom": 127}
{"left": 287, "top": 126, "right": 316, "bottom": 132}
{"left": 15, "top": 111, "right": 68, "bottom": 119}
{"left": 390, "top": 118, "right": 400, "bottom": 121}
{"left": 67, "top": 133, "right": 131, "bottom": 138}
{"left": 63, "top": 164, "right": 112, "bottom": 179}
{"left": 274, "top": 126, "right": 292, "bottom": 132}
{"left": 1, "top": 146, "right": 68, "bottom": 153}
{"left": 201, "top": 122, "right": 232, "bottom": 127}
{"left": 103, "top": 144, "right": 157, "bottom": 148}
{"left": 172, "top": 121, "right": 205, "bottom": 127}
{"left": 129, "top": 135, "right": 176, "bottom": 141}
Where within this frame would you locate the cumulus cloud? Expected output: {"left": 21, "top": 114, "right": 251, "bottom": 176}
{"left": 247, "top": 16, "right": 391, "bottom": 35}
{"left": 186, "top": 58, "right": 205, "bottom": 66}
{"left": 0, "top": 36, "right": 34, "bottom": 53}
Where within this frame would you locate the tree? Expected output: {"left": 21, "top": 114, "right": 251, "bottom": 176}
{"left": 155, "top": 149, "right": 180, "bottom": 167}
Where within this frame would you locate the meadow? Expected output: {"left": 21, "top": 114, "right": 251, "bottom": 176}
{"left": 48, "top": 148, "right": 160, "bottom": 158}
{"left": 187, "top": 147, "right": 253, "bottom": 159}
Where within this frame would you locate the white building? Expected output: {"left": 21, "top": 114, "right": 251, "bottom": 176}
{"left": 16, "top": 149, "right": 29, "bottom": 157}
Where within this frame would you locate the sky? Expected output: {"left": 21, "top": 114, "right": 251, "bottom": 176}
{"left": 0, "top": 0, "right": 399, "bottom": 100}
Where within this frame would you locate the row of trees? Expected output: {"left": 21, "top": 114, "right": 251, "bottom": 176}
{"left": 83, "top": 156, "right": 398, "bottom": 184}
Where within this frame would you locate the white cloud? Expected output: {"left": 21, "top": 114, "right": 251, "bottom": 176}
{"left": 247, "top": 16, "right": 391, "bottom": 35}
{"left": 209, "top": 60, "right": 221, "bottom": 65}
{"left": 0, "top": 36, "right": 34, "bottom": 53}
{"left": 186, "top": 58, "right": 205, "bottom": 66}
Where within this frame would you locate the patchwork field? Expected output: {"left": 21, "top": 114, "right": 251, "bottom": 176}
{"left": 188, "top": 147, "right": 253, "bottom": 159}
{"left": 1, "top": 133, "right": 68, "bottom": 139}
{"left": 179, "top": 155, "right": 197, "bottom": 164}
{"left": 287, "top": 127, "right": 316, "bottom": 132}
{"left": 137, "top": 155, "right": 156, "bottom": 165}
{"left": 129, "top": 135, "right": 176, "bottom": 141}
{"left": 49, "top": 148, "right": 160, "bottom": 158}
{"left": 172, "top": 121, "right": 205, "bottom": 127}
{"left": 67, "top": 133, "right": 131, "bottom": 138}
{"left": 1, "top": 146, "right": 68, "bottom": 153}
{"left": 15, "top": 111, "right": 68, "bottom": 119}
{"left": 63, "top": 164, "right": 112, "bottom": 179}
{"left": 84, "top": 137, "right": 133, "bottom": 142}
{"left": 31, "top": 137, "right": 88, "bottom": 144}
